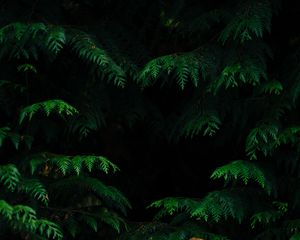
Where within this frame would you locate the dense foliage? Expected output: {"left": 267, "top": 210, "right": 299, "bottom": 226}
{"left": 0, "top": 0, "right": 300, "bottom": 239}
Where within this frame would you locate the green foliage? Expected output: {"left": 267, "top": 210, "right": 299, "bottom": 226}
{"left": 219, "top": 0, "right": 272, "bottom": 44}
{"left": 0, "top": 127, "right": 33, "bottom": 149}
{"left": 211, "top": 160, "right": 274, "bottom": 194}
{"left": 181, "top": 111, "right": 222, "bottom": 137}
{"left": 0, "top": 164, "right": 21, "bottom": 191}
{"left": 46, "top": 26, "right": 66, "bottom": 55}
{"left": 138, "top": 49, "right": 212, "bottom": 89}
{"left": 0, "top": 200, "right": 62, "bottom": 239}
{"left": 19, "top": 99, "right": 79, "bottom": 123}
{"left": 150, "top": 190, "right": 247, "bottom": 223}
{"left": 245, "top": 123, "right": 278, "bottom": 160}
{"left": 208, "top": 59, "right": 267, "bottom": 94}
{"left": 0, "top": 1, "right": 300, "bottom": 239}
{"left": 17, "top": 63, "right": 37, "bottom": 74}
{"left": 30, "top": 154, "right": 119, "bottom": 175}
{"left": 0, "top": 164, "right": 48, "bottom": 204}
{"left": 69, "top": 32, "right": 127, "bottom": 87}
{"left": 250, "top": 201, "right": 288, "bottom": 228}
{"left": 260, "top": 80, "right": 283, "bottom": 95}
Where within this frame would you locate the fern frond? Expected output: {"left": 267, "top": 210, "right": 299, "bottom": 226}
{"left": 79, "top": 215, "right": 98, "bottom": 232}
{"left": 219, "top": 0, "right": 272, "bottom": 44}
{"left": 211, "top": 160, "right": 275, "bottom": 194}
{"left": 208, "top": 59, "right": 267, "bottom": 94}
{"left": 19, "top": 99, "right": 79, "bottom": 123}
{"left": 30, "top": 154, "right": 119, "bottom": 175}
{"left": 151, "top": 190, "right": 249, "bottom": 223}
{"left": 0, "top": 164, "right": 21, "bottom": 191}
{"left": 36, "top": 219, "right": 63, "bottom": 240}
{"left": 50, "top": 176, "right": 130, "bottom": 214}
{"left": 98, "top": 207, "right": 127, "bottom": 232}
{"left": 18, "top": 179, "right": 49, "bottom": 205}
{"left": 0, "top": 200, "right": 62, "bottom": 239}
{"left": 245, "top": 123, "right": 279, "bottom": 160}
{"left": 0, "top": 199, "right": 13, "bottom": 219}
{"left": 250, "top": 202, "right": 288, "bottom": 228}
{"left": 150, "top": 197, "right": 196, "bottom": 218}
{"left": 17, "top": 63, "right": 37, "bottom": 74}
{"left": 67, "top": 109, "right": 105, "bottom": 139}
{"left": 46, "top": 26, "right": 66, "bottom": 55}
{"left": 0, "top": 164, "right": 48, "bottom": 204}
{"left": 260, "top": 80, "right": 283, "bottom": 95}
{"left": 190, "top": 191, "right": 246, "bottom": 223}
{"left": 277, "top": 126, "right": 300, "bottom": 145}
{"left": 0, "top": 126, "right": 10, "bottom": 146}
{"left": 64, "top": 217, "right": 79, "bottom": 237}
{"left": 139, "top": 50, "right": 212, "bottom": 89}
{"left": 69, "top": 31, "right": 126, "bottom": 87}
{"left": 181, "top": 111, "right": 221, "bottom": 137}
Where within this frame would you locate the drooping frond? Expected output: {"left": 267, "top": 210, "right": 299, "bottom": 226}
{"left": 208, "top": 59, "right": 267, "bottom": 94}
{"left": 97, "top": 207, "right": 127, "bottom": 233}
{"left": 181, "top": 111, "right": 222, "bottom": 138}
{"left": 0, "top": 164, "right": 48, "bottom": 204}
{"left": 0, "top": 200, "right": 62, "bottom": 239}
{"left": 250, "top": 201, "right": 288, "bottom": 228}
{"left": 0, "top": 164, "right": 21, "bottom": 191}
{"left": 189, "top": 191, "right": 247, "bottom": 223}
{"left": 17, "top": 63, "right": 37, "bottom": 74}
{"left": 18, "top": 179, "right": 49, "bottom": 205}
{"left": 69, "top": 31, "right": 127, "bottom": 87}
{"left": 19, "top": 99, "right": 79, "bottom": 124}
{"left": 0, "top": 22, "right": 127, "bottom": 87}
{"left": 277, "top": 126, "right": 300, "bottom": 145}
{"left": 30, "top": 153, "right": 119, "bottom": 175}
{"left": 219, "top": 0, "right": 272, "bottom": 44}
{"left": 260, "top": 80, "right": 283, "bottom": 95}
{"left": 150, "top": 190, "right": 251, "bottom": 223}
{"left": 211, "top": 160, "right": 275, "bottom": 194}
{"left": 245, "top": 123, "right": 279, "bottom": 160}
{"left": 138, "top": 49, "right": 213, "bottom": 89}
{"left": 50, "top": 176, "right": 131, "bottom": 214}
{"left": 0, "top": 127, "right": 33, "bottom": 149}
{"left": 46, "top": 26, "right": 66, "bottom": 55}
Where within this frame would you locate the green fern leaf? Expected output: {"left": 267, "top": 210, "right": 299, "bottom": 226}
{"left": 19, "top": 99, "right": 79, "bottom": 124}
{"left": 246, "top": 123, "right": 278, "bottom": 160}
{"left": 211, "top": 160, "right": 274, "bottom": 194}
{"left": 219, "top": 0, "right": 272, "bottom": 44}
{"left": 182, "top": 111, "right": 221, "bottom": 138}
{"left": 0, "top": 164, "right": 21, "bottom": 191}
{"left": 46, "top": 26, "right": 66, "bottom": 55}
